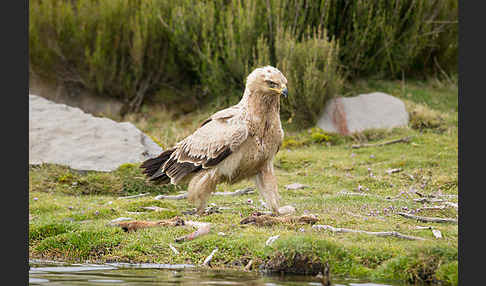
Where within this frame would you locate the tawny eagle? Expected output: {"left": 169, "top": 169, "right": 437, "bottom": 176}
{"left": 140, "top": 66, "right": 289, "bottom": 215}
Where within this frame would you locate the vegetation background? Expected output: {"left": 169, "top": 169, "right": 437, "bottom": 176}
{"left": 29, "top": 1, "right": 458, "bottom": 285}
{"left": 29, "top": 0, "right": 457, "bottom": 126}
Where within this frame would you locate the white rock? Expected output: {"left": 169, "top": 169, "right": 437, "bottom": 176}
{"left": 317, "top": 92, "right": 409, "bottom": 135}
{"left": 278, "top": 205, "right": 296, "bottom": 215}
{"left": 285, "top": 183, "right": 309, "bottom": 190}
{"left": 29, "top": 94, "right": 162, "bottom": 172}
{"left": 432, "top": 229, "right": 443, "bottom": 239}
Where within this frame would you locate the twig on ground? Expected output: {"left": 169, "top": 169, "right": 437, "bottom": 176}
{"left": 154, "top": 193, "right": 188, "bottom": 200}
{"left": 169, "top": 243, "right": 179, "bottom": 255}
{"left": 351, "top": 136, "right": 411, "bottom": 149}
{"left": 265, "top": 235, "right": 280, "bottom": 246}
{"left": 414, "top": 198, "right": 444, "bottom": 204}
{"left": 444, "top": 202, "right": 458, "bottom": 208}
{"left": 240, "top": 213, "right": 319, "bottom": 226}
{"left": 416, "top": 205, "right": 447, "bottom": 211}
{"left": 415, "top": 225, "right": 433, "bottom": 230}
{"left": 114, "top": 216, "right": 185, "bottom": 232}
{"left": 312, "top": 224, "right": 425, "bottom": 240}
{"left": 175, "top": 223, "right": 211, "bottom": 243}
{"left": 141, "top": 206, "right": 170, "bottom": 212}
{"left": 118, "top": 193, "right": 149, "bottom": 199}
{"left": 244, "top": 259, "right": 253, "bottom": 271}
{"left": 385, "top": 168, "right": 403, "bottom": 174}
{"left": 397, "top": 212, "right": 457, "bottom": 224}
{"left": 213, "top": 187, "right": 255, "bottom": 196}
{"left": 202, "top": 248, "right": 218, "bottom": 267}
{"left": 436, "top": 194, "right": 458, "bottom": 198}
{"left": 126, "top": 211, "right": 145, "bottom": 215}
{"left": 338, "top": 190, "right": 369, "bottom": 196}
{"left": 416, "top": 192, "right": 458, "bottom": 199}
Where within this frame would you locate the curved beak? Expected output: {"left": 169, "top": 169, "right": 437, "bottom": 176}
{"left": 281, "top": 86, "right": 288, "bottom": 98}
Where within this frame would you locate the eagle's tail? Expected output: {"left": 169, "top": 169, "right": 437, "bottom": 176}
{"left": 140, "top": 149, "right": 174, "bottom": 184}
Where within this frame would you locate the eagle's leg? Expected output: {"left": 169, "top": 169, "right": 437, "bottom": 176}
{"left": 254, "top": 161, "right": 281, "bottom": 214}
{"left": 187, "top": 170, "right": 217, "bottom": 215}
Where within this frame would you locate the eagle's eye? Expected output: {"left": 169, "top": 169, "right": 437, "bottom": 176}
{"left": 266, "top": 81, "right": 279, "bottom": 88}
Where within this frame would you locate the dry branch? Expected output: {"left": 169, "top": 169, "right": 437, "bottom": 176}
{"left": 118, "top": 193, "right": 149, "bottom": 199}
{"left": 351, "top": 136, "right": 411, "bottom": 149}
{"left": 169, "top": 243, "right": 179, "bottom": 255}
{"left": 244, "top": 259, "right": 253, "bottom": 271}
{"left": 444, "top": 202, "right": 458, "bottom": 208}
{"left": 385, "top": 168, "right": 403, "bottom": 174}
{"left": 154, "top": 193, "right": 188, "bottom": 200}
{"left": 414, "top": 197, "right": 444, "bottom": 204}
{"left": 202, "top": 248, "right": 218, "bottom": 267}
{"left": 312, "top": 224, "right": 425, "bottom": 240}
{"left": 141, "top": 206, "right": 170, "bottom": 212}
{"left": 397, "top": 212, "right": 457, "bottom": 224}
{"left": 338, "top": 190, "right": 369, "bottom": 196}
{"left": 114, "top": 216, "right": 185, "bottom": 232}
{"left": 240, "top": 213, "right": 319, "bottom": 226}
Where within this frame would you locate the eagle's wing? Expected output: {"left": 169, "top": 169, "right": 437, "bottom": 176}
{"left": 148, "top": 106, "right": 248, "bottom": 183}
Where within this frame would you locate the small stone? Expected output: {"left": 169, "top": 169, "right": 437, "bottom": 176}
{"left": 265, "top": 235, "right": 280, "bottom": 246}
{"left": 33, "top": 197, "right": 38, "bottom": 201}
{"left": 285, "top": 183, "right": 309, "bottom": 190}
{"left": 278, "top": 205, "right": 296, "bottom": 215}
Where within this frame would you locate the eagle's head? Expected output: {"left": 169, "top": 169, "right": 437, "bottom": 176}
{"left": 245, "top": 66, "right": 288, "bottom": 98}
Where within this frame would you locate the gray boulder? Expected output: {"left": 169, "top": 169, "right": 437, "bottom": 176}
{"left": 29, "top": 94, "right": 163, "bottom": 172}
{"left": 316, "top": 92, "right": 409, "bottom": 135}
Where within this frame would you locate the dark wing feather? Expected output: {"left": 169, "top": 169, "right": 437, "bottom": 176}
{"left": 141, "top": 106, "right": 248, "bottom": 184}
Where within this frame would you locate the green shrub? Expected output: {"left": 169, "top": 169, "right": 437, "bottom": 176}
{"left": 30, "top": 0, "right": 186, "bottom": 112}
{"left": 273, "top": 0, "right": 458, "bottom": 78}
{"left": 29, "top": 0, "right": 457, "bottom": 120}
{"left": 275, "top": 26, "right": 343, "bottom": 126}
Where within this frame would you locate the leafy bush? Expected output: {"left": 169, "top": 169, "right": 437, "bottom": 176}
{"left": 275, "top": 26, "right": 343, "bottom": 125}
{"left": 30, "top": 0, "right": 186, "bottom": 112}
{"left": 29, "top": 0, "right": 457, "bottom": 124}
{"left": 273, "top": 0, "right": 458, "bottom": 78}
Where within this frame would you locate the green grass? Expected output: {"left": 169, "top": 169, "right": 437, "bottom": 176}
{"left": 29, "top": 79, "right": 458, "bottom": 285}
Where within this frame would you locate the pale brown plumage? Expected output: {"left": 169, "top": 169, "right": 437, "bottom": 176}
{"left": 140, "top": 66, "right": 288, "bottom": 214}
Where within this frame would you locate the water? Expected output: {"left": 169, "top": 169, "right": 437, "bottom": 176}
{"left": 29, "top": 260, "right": 404, "bottom": 286}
